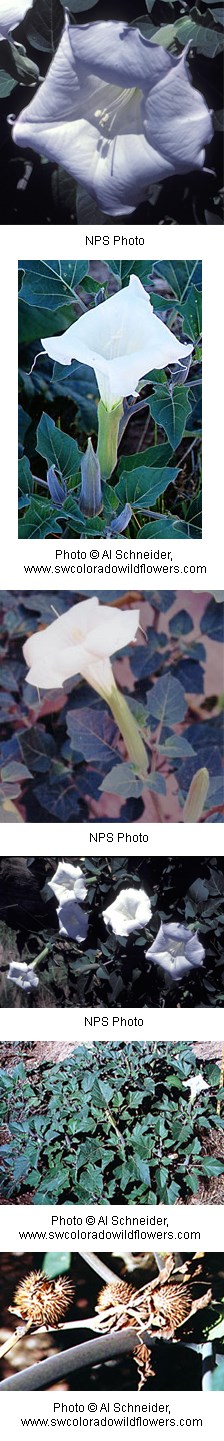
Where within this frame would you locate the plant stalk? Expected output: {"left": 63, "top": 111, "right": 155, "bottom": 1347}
{"left": 0, "top": 1321, "right": 32, "bottom": 1360}
{"left": 0, "top": 1327, "right": 150, "bottom": 1391}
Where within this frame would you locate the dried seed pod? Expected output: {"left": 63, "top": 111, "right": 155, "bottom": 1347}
{"left": 97, "top": 1281, "right": 134, "bottom": 1312}
{"left": 127, "top": 1254, "right": 211, "bottom": 1339}
{"left": 96, "top": 1282, "right": 136, "bottom": 1332}
{"left": 140, "top": 1281, "right": 196, "bottom": 1334}
{"left": 95, "top": 1257, "right": 212, "bottom": 1390}
{"left": 10, "top": 1271, "right": 74, "bottom": 1328}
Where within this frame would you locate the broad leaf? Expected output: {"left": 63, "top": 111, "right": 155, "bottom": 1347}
{"left": 149, "top": 384, "right": 192, "bottom": 449}
{"left": 20, "top": 258, "right": 89, "bottom": 309}
{"left": 36, "top": 412, "right": 81, "bottom": 479}
{"left": 147, "top": 673, "right": 187, "bottom": 726}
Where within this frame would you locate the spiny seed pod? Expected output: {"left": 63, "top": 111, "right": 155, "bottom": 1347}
{"left": 96, "top": 1281, "right": 135, "bottom": 1314}
{"left": 10, "top": 1271, "right": 74, "bottom": 1327}
{"left": 147, "top": 1281, "right": 195, "bottom": 1332}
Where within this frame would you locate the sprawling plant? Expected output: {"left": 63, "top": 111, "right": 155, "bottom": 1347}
{"left": 0, "top": 1041, "right": 223, "bottom": 1204}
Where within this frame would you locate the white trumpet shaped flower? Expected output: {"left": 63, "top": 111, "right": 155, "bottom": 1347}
{"left": 182, "top": 1075, "right": 209, "bottom": 1104}
{"left": 12, "top": 20, "right": 213, "bottom": 216}
{"left": 23, "top": 596, "right": 139, "bottom": 693}
{"left": 103, "top": 887, "right": 152, "bottom": 939}
{"left": 41, "top": 275, "right": 193, "bottom": 413}
{"left": 0, "top": 1, "right": 31, "bottom": 37}
{"left": 49, "top": 863, "right": 87, "bottom": 905}
{"left": 22, "top": 596, "right": 148, "bottom": 775}
{"left": 49, "top": 863, "right": 88, "bottom": 944}
{"left": 57, "top": 901, "right": 88, "bottom": 944}
{"left": 145, "top": 921, "right": 205, "bottom": 981}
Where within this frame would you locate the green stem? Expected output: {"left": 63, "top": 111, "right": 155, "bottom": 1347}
{"left": 29, "top": 940, "right": 54, "bottom": 972}
{"left": 96, "top": 399, "right": 124, "bottom": 480}
{"left": 105, "top": 1106, "right": 126, "bottom": 1155}
{"left": 109, "top": 684, "right": 148, "bottom": 773}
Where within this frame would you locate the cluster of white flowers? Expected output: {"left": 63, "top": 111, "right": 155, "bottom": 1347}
{"left": 7, "top": 871, "right": 206, "bottom": 989}
{"left": 102, "top": 887, "right": 205, "bottom": 982}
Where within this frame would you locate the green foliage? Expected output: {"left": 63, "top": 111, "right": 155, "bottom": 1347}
{"left": 0, "top": 1041, "right": 223, "bottom": 1204}
{"left": 142, "top": 4, "right": 224, "bottom": 56}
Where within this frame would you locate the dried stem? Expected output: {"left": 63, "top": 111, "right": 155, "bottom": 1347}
{"left": 0, "top": 1321, "right": 32, "bottom": 1360}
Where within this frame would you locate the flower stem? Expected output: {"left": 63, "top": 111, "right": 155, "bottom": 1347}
{"left": 97, "top": 399, "right": 123, "bottom": 480}
{"left": 29, "top": 940, "right": 54, "bottom": 973}
{"left": 108, "top": 682, "right": 149, "bottom": 774}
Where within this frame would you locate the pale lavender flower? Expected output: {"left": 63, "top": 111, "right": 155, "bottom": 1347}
{"left": 145, "top": 921, "right": 205, "bottom": 981}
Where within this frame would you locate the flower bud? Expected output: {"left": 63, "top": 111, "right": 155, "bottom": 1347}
{"left": 79, "top": 438, "right": 102, "bottom": 517}
{"left": 47, "top": 465, "right": 66, "bottom": 506}
{"left": 107, "top": 503, "right": 132, "bottom": 537}
{"left": 183, "top": 767, "right": 209, "bottom": 823}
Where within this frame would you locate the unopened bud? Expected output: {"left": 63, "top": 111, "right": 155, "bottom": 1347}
{"left": 47, "top": 465, "right": 66, "bottom": 506}
{"left": 107, "top": 503, "right": 132, "bottom": 536}
{"left": 79, "top": 438, "right": 102, "bottom": 517}
{"left": 183, "top": 767, "right": 209, "bottom": 823}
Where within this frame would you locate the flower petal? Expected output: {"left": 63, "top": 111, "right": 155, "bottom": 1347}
{"left": 42, "top": 275, "right": 192, "bottom": 405}
{"left": 23, "top": 598, "right": 99, "bottom": 688}
{"left": 183, "top": 1075, "right": 209, "bottom": 1102}
{"left": 143, "top": 52, "right": 213, "bottom": 172}
{"left": 58, "top": 899, "right": 88, "bottom": 943}
{"left": 185, "top": 935, "right": 205, "bottom": 965}
{"left": 0, "top": 1, "right": 30, "bottom": 37}
{"left": 49, "top": 863, "right": 87, "bottom": 903}
{"left": 145, "top": 919, "right": 205, "bottom": 980}
{"left": 83, "top": 604, "right": 140, "bottom": 660}
{"left": 7, "top": 961, "right": 39, "bottom": 991}
{"left": 103, "top": 886, "right": 152, "bottom": 937}
{"left": 13, "top": 21, "right": 212, "bottom": 215}
{"left": 23, "top": 598, "right": 139, "bottom": 693}
{"left": 68, "top": 22, "right": 175, "bottom": 90}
